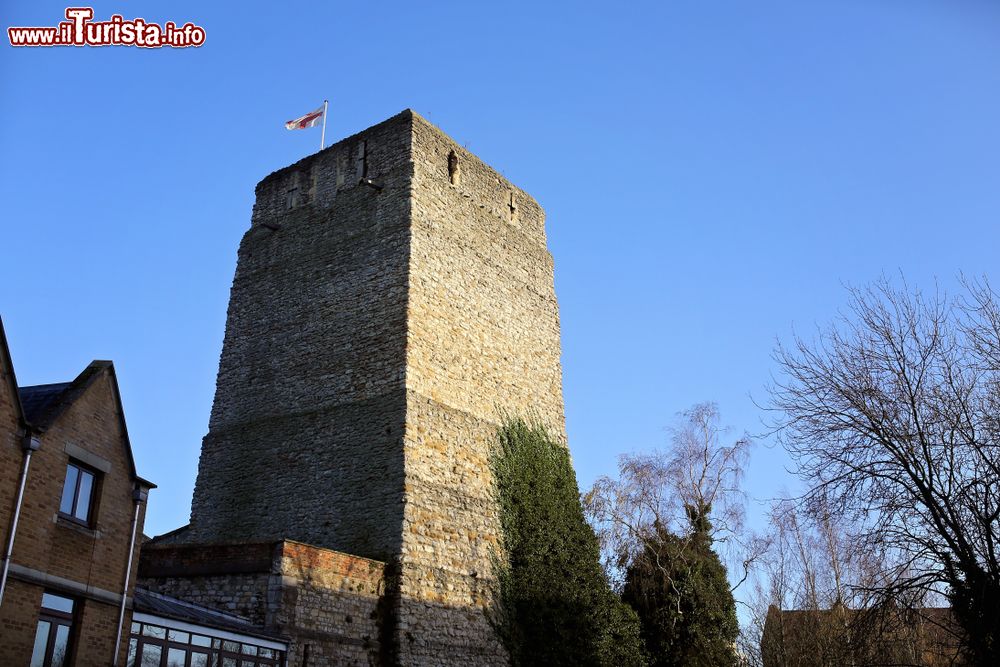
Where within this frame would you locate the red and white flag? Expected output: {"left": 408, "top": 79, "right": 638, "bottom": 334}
{"left": 285, "top": 105, "right": 325, "bottom": 130}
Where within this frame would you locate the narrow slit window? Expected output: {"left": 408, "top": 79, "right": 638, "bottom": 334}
{"left": 448, "top": 151, "right": 460, "bottom": 185}
{"left": 508, "top": 193, "right": 518, "bottom": 223}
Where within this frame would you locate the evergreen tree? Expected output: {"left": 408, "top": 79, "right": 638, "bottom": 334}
{"left": 490, "top": 417, "right": 647, "bottom": 667}
{"left": 621, "top": 508, "right": 739, "bottom": 667}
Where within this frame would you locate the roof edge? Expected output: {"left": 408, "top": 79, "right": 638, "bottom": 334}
{"left": 0, "top": 315, "right": 29, "bottom": 430}
{"left": 26, "top": 359, "right": 153, "bottom": 489}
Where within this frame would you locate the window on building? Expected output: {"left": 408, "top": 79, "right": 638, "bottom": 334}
{"left": 29, "top": 593, "right": 76, "bottom": 667}
{"left": 127, "top": 622, "right": 284, "bottom": 667}
{"left": 59, "top": 462, "right": 98, "bottom": 524}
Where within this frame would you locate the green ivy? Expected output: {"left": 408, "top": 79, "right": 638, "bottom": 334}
{"left": 489, "top": 417, "right": 647, "bottom": 667}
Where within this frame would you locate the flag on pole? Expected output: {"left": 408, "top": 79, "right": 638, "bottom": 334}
{"left": 285, "top": 101, "right": 329, "bottom": 150}
{"left": 285, "top": 105, "right": 325, "bottom": 130}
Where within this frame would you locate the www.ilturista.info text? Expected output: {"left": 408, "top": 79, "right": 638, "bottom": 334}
{"left": 8, "top": 8, "right": 206, "bottom": 48}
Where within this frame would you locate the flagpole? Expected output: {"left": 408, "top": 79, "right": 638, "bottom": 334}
{"left": 320, "top": 100, "right": 328, "bottom": 150}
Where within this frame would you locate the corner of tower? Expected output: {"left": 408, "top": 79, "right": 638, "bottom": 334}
{"left": 406, "top": 112, "right": 549, "bottom": 247}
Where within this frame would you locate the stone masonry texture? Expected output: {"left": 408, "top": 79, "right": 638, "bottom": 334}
{"left": 174, "top": 109, "right": 566, "bottom": 665}
{"left": 140, "top": 541, "right": 386, "bottom": 666}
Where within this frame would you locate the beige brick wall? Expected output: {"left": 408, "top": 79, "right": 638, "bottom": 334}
{"left": 0, "top": 344, "right": 23, "bottom": 554}
{"left": 0, "top": 579, "right": 41, "bottom": 666}
{"left": 0, "top": 364, "right": 147, "bottom": 666}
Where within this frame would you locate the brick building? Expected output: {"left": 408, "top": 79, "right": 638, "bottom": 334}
{"left": 761, "top": 604, "right": 966, "bottom": 667}
{"left": 141, "top": 109, "right": 566, "bottom": 665}
{"left": 0, "top": 317, "right": 155, "bottom": 666}
{"left": 0, "top": 319, "right": 291, "bottom": 667}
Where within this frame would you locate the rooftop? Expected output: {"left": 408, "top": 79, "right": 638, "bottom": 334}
{"left": 19, "top": 382, "right": 72, "bottom": 423}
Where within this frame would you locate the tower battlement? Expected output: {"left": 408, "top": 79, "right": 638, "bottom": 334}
{"left": 251, "top": 110, "right": 547, "bottom": 247}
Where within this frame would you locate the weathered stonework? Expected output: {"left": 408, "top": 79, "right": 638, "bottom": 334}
{"left": 185, "top": 114, "right": 414, "bottom": 560}
{"left": 160, "top": 110, "right": 565, "bottom": 665}
{"left": 398, "top": 116, "right": 564, "bottom": 664}
{"left": 140, "top": 541, "right": 386, "bottom": 666}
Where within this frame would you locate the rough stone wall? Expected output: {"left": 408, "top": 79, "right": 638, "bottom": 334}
{"left": 180, "top": 110, "right": 566, "bottom": 665}
{"left": 406, "top": 114, "right": 564, "bottom": 434}
{"left": 277, "top": 541, "right": 385, "bottom": 666}
{"left": 139, "top": 541, "right": 385, "bottom": 667}
{"left": 396, "top": 396, "right": 505, "bottom": 664}
{"left": 137, "top": 542, "right": 274, "bottom": 624}
{"left": 395, "top": 114, "right": 565, "bottom": 665}
{"left": 187, "top": 113, "right": 414, "bottom": 560}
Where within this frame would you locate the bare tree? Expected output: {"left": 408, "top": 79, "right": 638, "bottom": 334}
{"left": 744, "top": 500, "right": 855, "bottom": 667}
{"left": 768, "top": 277, "right": 1000, "bottom": 665}
{"left": 585, "top": 402, "right": 758, "bottom": 590}
{"left": 741, "top": 498, "right": 962, "bottom": 667}
{"left": 586, "top": 403, "right": 757, "bottom": 666}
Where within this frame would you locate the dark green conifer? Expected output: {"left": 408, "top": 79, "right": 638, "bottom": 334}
{"left": 490, "top": 417, "right": 647, "bottom": 667}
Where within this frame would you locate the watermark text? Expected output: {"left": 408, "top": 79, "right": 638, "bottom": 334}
{"left": 8, "top": 8, "right": 205, "bottom": 48}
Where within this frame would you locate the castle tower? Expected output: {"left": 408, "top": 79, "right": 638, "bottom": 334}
{"left": 183, "top": 111, "right": 565, "bottom": 664}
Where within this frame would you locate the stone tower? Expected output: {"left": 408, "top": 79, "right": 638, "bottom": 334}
{"left": 183, "top": 110, "right": 565, "bottom": 664}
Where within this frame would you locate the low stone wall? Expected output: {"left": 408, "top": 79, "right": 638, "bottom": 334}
{"left": 138, "top": 540, "right": 387, "bottom": 666}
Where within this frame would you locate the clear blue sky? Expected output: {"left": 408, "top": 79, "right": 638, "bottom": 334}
{"left": 3, "top": 1, "right": 999, "bottom": 555}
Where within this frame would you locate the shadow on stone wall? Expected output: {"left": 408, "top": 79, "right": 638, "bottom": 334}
{"left": 137, "top": 541, "right": 510, "bottom": 667}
